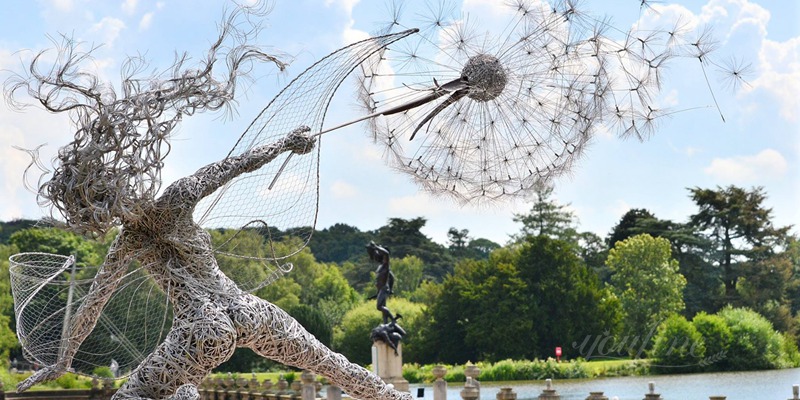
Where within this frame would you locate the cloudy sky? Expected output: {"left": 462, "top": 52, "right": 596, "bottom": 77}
{"left": 0, "top": 0, "right": 797, "bottom": 245}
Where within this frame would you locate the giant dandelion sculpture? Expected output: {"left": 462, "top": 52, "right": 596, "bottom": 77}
{"left": 5, "top": 1, "right": 746, "bottom": 400}
{"left": 354, "top": 0, "right": 748, "bottom": 203}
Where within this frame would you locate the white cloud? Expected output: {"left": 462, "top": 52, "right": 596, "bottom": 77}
{"left": 659, "top": 89, "right": 680, "bottom": 109}
{"left": 51, "top": 0, "right": 74, "bottom": 12}
{"left": 0, "top": 100, "right": 71, "bottom": 221}
{"left": 388, "top": 192, "right": 445, "bottom": 216}
{"left": 89, "top": 17, "right": 126, "bottom": 47}
{"left": 747, "top": 36, "right": 800, "bottom": 122}
{"left": 121, "top": 0, "right": 138, "bottom": 15}
{"left": 694, "top": 1, "right": 798, "bottom": 122}
{"left": 139, "top": 12, "right": 154, "bottom": 31}
{"left": 325, "top": 0, "right": 360, "bottom": 14}
{"left": 342, "top": 19, "right": 369, "bottom": 45}
{"left": 330, "top": 180, "right": 358, "bottom": 198}
{"left": 704, "top": 148, "right": 788, "bottom": 182}
{"left": 684, "top": 146, "right": 701, "bottom": 157}
{"left": 357, "top": 142, "right": 383, "bottom": 162}
{"left": 610, "top": 199, "right": 631, "bottom": 218}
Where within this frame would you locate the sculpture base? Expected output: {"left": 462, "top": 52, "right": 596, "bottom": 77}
{"left": 371, "top": 341, "right": 409, "bottom": 392}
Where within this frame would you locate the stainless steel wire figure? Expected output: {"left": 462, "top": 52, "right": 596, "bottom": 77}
{"left": 6, "top": 4, "right": 414, "bottom": 400}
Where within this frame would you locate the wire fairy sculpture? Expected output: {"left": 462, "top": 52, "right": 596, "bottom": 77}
{"left": 7, "top": 3, "right": 415, "bottom": 400}
{"left": 5, "top": 1, "right": 748, "bottom": 399}
{"left": 353, "top": 0, "right": 748, "bottom": 203}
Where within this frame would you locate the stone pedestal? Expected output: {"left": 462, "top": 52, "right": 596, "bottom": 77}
{"left": 539, "top": 379, "right": 560, "bottom": 400}
{"left": 326, "top": 385, "right": 342, "bottom": 400}
{"left": 586, "top": 392, "right": 609, "bottom": 400}
{"left": 643, "top": 382, "right": 662, "bottom": 400}
{"left": 372, "top": 341, "right": 409, "bottom": 391}
{"left": 432, "top": 365, "right": 447, "bottom": 400}
{"left": 497, "top": 387, "right": 517, "bottom": 400}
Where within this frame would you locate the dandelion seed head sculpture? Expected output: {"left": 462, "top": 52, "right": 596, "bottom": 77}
{"left": 356, "top": 0, "right": 745, "bottom": 203}
{"left": 462, "top": 54, "right": 507, "bottom": 101}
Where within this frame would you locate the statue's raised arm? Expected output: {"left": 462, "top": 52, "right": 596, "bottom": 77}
{"left": 159, "top": 126, "right": 315, "bottom": 208}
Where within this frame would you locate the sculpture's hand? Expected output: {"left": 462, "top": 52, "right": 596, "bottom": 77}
{"left": 17, "top": 364, "right": 68, "bottom": 392}
{"left": 285, "top": 126, "right": 315, "bottom": 155}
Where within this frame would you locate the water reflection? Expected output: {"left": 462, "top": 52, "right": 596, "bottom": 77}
{"left": 408, "top": 368, "right": 799, "bottom": 400}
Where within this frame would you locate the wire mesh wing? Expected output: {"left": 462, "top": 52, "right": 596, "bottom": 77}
{"left": 193, "top": 29, "right": 417, "bottom": 292}
{"left": 10, "top": 252, "right": 171, "bottom": 378}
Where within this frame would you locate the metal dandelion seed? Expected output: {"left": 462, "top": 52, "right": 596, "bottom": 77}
{"left": 352, "top": 0, "right": 740, "bottom": 203}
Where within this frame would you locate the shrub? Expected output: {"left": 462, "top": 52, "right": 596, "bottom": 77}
{"left": 692, "top": 312, "right": 732, "bottom": 371}
{"left": 53, "top": 372, "right": 92, "bottom": 389}
{"left": 444, "top": 364, "right": 465, "bottom": 382}
{"left": 401, "top": 363, "right": 425, "bottom": 383}
{"left": 333, "top": 298, "right": 423, "bottom": 365}
{"left": 718, "top": 306, "right": 800, "bottom": 370}
{"left": 92, "top": 366, "right": 114, "bottom": 379}
{"left": 650, "top": 314, "right": 705, "bottom": 373}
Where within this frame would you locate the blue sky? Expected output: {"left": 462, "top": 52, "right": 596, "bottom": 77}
{"left": 0, "top": 0, "right": 797, "bottom": 245}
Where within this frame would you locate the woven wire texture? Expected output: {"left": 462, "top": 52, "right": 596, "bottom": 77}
{"left": 357, "top": 0, "right": 743, "bottom": 203}
{"left": 10, "top": 253, "right": 171, "bottom": 378}
{"left": 7, "top": 7, "right": 416, "bottom": 398}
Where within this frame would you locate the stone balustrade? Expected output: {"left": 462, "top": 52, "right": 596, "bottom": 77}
{"left": 0, "top": 368, "right": 796, "bottom": 400}
{"left": 196, "top": 372, "right": 322, "bottom": 400}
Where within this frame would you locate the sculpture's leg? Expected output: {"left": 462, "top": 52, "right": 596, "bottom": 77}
{"left": 113, "top": 301, "right": 237, "bottom": 400}
{"left": 376, "top": 290, "right": 394, "bottom": 324}
{"left": 229, "top": 295, "right": 412, "bottom": 400}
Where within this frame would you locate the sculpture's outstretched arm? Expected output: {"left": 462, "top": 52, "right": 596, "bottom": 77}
{"left": 17, "top": 232, "right": 132, "bottom": 392}
{"left": 159, "top": 126, "right": 314, "bottom": 207}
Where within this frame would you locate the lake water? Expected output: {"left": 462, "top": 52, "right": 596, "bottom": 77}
{"left": 407, "top": 368, "right": 800, "bottom": 400}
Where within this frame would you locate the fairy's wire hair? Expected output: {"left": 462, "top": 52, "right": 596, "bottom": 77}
{"left": 6, "top": 4, "right": 285, "bottom": 238}
{"left": 357, "top": 0, "right": 748, "bottom": 203}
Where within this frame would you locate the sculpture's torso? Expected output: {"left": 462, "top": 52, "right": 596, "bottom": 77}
{"left": 124, "top": 200, "right": 242, "bottom": 315}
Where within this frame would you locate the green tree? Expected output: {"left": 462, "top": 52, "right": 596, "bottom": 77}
{"left": 309, "top": 223, "right": 372, "bottom": 263}
{"left": 511, "top": 183, "right": 577, "bottom": 244}
{"left": 421, "top": 238, "right": 620, "bottom": 363}
{"left": 9, "top": 228, "right": 103, "bottom": 268}
{"left": 0, "top": 244, "right": 20, "bottom": 362}
{"left": 420, "top": 253, "right": 532, "bottom": 363}
{"left": 0, "top": 219, "right": 38, "bottom": 244}
{"left": 516, "top": 236, "right": 621, "bottom": 359}
{"left": 391, "top": 255, "right": 424, "bottom": 297}
{"left": 689, "top": 186, "right": 791, "bottom": 303}
{"left": 447, "top": 228, "right": 469, "bottom": 250}
{"left": 606, "top": 208, "right": 655, "bottom": 248}
{"left": 465, "top": 238, "right": 500, "bottom": 260}
{"left": 625, "top": 215, "right": 719, "bottom": 317}
{"left": 577, "top": 231, "right": 609, "bottom": 282}
{"left": 737, "top": 255, "right": 795, "bottom": 332}
{"left": 607, "top": 234, "right": 686, "bottom": 354}
{"left": 375, "top": 217, "right": 453, "bottom": 280}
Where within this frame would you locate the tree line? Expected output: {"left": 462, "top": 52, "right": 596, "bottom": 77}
{"left": 0, "top": 184, "right": 797, "bottom": 373}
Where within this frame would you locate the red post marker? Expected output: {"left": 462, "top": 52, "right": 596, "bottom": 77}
{"left": 555, "top": 347, "right": 562, "bottom": 362}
